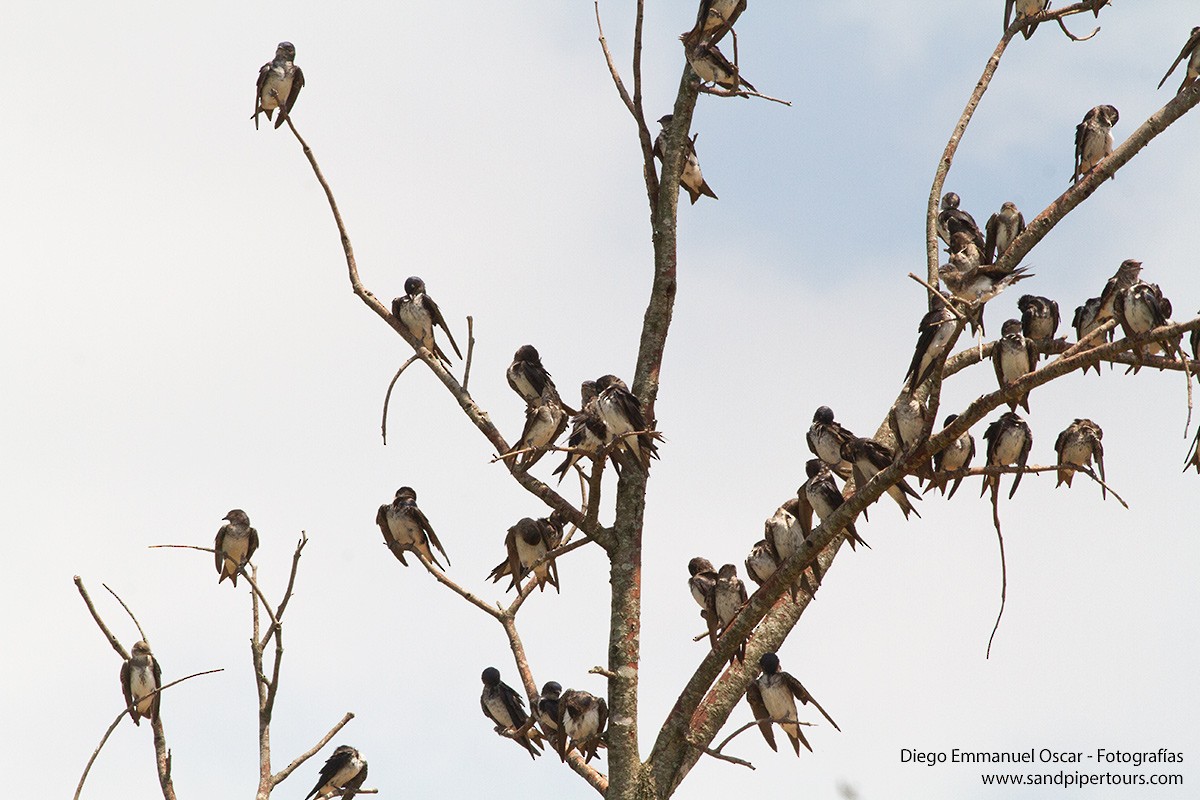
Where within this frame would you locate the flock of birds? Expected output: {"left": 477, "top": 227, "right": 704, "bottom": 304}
{"left": 106, "top": 23, "right": 1200, "bottom": 798}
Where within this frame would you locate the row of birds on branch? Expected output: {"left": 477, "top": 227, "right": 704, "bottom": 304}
{"left": 481, "top": 668, "right": 607, "bottom": 763}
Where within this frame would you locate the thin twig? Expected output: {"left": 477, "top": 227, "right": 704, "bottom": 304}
{"left": 696, "top": 85, "right": 792, "bottom": 106}
{"left": 381, "top": 353, "right": 421, "bottom": 445}
{"left": 907, "top": 273, "right": 964, "bottom": 320}
{"left": 506, "top": 535, "right": 596, "bottom": 616}
{"left": 74, "top": 577, "right": 129, "bottom": 660}
{"left": 104, "top": 584, "right": 147, "bottom": 643}
{"left": 262, "top": 534, "right": 307, "bottom": 650}
{"left": 589, "top": 666, "right": 618, "bottom": 679}
{"left": 271, "top": 712, "right": 356, "bottom": 785}
{"left": 1054, "top": 14, "right": 1100, "bottom": 41}
{"left": 74, "top": 669, "right": 223, "bottom": 800}
{"left": 986, "top": 485, "right": 1007, "bottom": 659}
{"left": 417, "top": 555, "right": 501, "bottom": 619}
{"left": 463, "top": 315, "right": 476, "bottom": 392}
{"left": 593, "top": 1, "right": 636, "bottom": 118}
{"left": 147, "top": 544, "right": 281, "bottom": 629}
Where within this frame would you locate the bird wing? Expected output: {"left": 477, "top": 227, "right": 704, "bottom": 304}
{"left": 984, "top": 212, "right": 1000, "bottom": 265}
{"left": 376, "top": 506, "right": 408, "bottom": 565}
{"left": 119, "top": 659, "right": 136, "bottom": 723}
{"left": 745, "top": 681, "right": 778, "bottom": 752}
{"left": 341, "top": 761, "right": 368, "bottom": 800}
{"left": 413, "top": 506, "right": 451, "bottom": 568}
{"left": 1010, "top": 425, "right": 1033, "bottom": 499}
{"left": 246, "top": 527, "right": 259, "bottom": 564}
{"left": 784, "top": 672, "right": 840, "bottom": 731}
{"left": 1159, "top": 29, "right": 1200, "bottom": 90}
{"left": 422, "top": 295, "right": 463, "bottom": 359}
{"left": 504, "top": 526, "right": 523, "bottom": 592}
{"left": 275, "top": 66, "right": 304, "bottom": 128}
{"left": 214, "top": 526, "right": 228, "bottom": 575}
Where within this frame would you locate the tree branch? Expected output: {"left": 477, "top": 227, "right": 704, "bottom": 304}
{"left": 271, "top": 712, "right": 356, "bottom": 786}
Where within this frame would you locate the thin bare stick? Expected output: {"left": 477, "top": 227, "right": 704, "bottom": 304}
{"left": 987, "top": 486, "right": 1007, "bottom": 659}
{"left": 907, "top": 273, "right": 965, "bottom": 320}
{"left": 594, "top": 1, "right": 636, "bottom": 118}
{"left": 148, "top": 544, "right": 281, "bottom": 629}
{"left": 506, "top": 535, "right": 596, "bottom": 616}
{"left": 103, "top": 583, "right": 147, "bottom": 643}
{"left": 74, "top": 576, "right": 129, "bottom": 660}
{"left": 696, "top": 85, "right": 792, "bottom": 106}
{"left": 262, "top": 534, "right": 308, "bottom": 649}
{"left": 463, "top": 315, "right": 476, "bottom": 392}
{"left": 271, "top": 712, "right": 356, "bottom": 785}
{"left": 1055, "top": 16, "right": 1100, "bottom": 42}
{"left": 589, "top": 666, "right": 618, "bottom": 679}
{"left": 689, "top": 743, "right": 755, "bottom": 770}
{"left": 417, "top": 555, "right": 502, "bottom": 619}
{"left": 381, "top": 353, "right": 421, "bottom": 445}
{"left": 74, "top": 669, "right": 223, "bottom": 800}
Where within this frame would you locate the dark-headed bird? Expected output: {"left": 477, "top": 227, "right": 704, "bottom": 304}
{"left": 488, "top": 514, "right": 564, "bottom": 593}
{"left": 982, "top": 412, "right": 1032, "bottom": 500}
{"left": 1114, "top": 281, "right": 1177, "bottom": 372}
{"left": 552, "top": 381, "right": 609, "bottom": 483}
{"left": 214, "top": 509, "right": 259, "bottom": 587}
{"left": 595, "top": 375, "right": 657, "bottom": 471}
{"left": 1158, "top": 26, "right": 1200, "bottom": 95}
{"left": 705, "top": 564, "right": 749, "bottom": 663}
{"left": 557, "top": 689, "right": 608, "bottom": 764}
{"left": 807, "top": 405, "right": 856, "bottom": 479}
{"left": 746, "top": 652, "right": 840, "bottom": 756}
{"left": 936, "top": 192, "right": 985, "bottom": 254}
{"left": 905, "top": 300, "right": 958, "bottom": 392}
{"left": 480, "top": 667, "right": 544, "bottom": 759}
{"left": 1017, "top": 294, "right": 1060, "bottom": 356}
{"left": 1055, "top": 419, "right": 1106, "bottom": 498}
{"left": 391, "top": 276, "right": 462, "bottom": 363}
{"left": 120, "top": 640, "right": 162, "bottom": 726}
{"left": 507, "top": 345, "right": 563, "bottom": 410}
{"left": 1073, "top": 104, "right": 1119, "bottom": 184}
{"left": 797, "top": 459, "right": 869, "bottom": 550}
{"left": 376, "top": 486, "right": 450, "bottom": 568}
{"left": 926, "top": 415, "right": 975, "bottom": 500}
{"left": 841, "top": 437, "right": 922, "bottom": 519}
{"left": 992, "top": 319, "right": 1038, "bottom": 412}
{"left": 1072, "top": 296, "right": 1107, "bottom": 375}
{"left": 535, "top": 681, "right": 563, "bottom": 745}
{"left": 253, "top": 42, "right": 304, "bottom": 130}
{"left": 303, "top": 746, "right": 368, "bottom": 800}
{"left": 687, "top": 556, "right": 720, "bottom": 628}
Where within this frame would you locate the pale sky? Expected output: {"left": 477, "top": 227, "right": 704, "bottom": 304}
{"left": 2, "top": 2, "right": 1197, "bottom": 799}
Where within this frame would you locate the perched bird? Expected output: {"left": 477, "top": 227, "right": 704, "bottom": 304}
{"left": 1054, "top": 419, "right": 1106, "bottom": 498}
{"left": 981, "top": 412, "right": 1033, "bottom": 500}
{"left": 556, "top": 688, "right": 608, "bottom": 764}
{"left": 535, "top": 681, "right": 563, "bottom": 745}
{"left": 939, "top": 256, "right": 1033, "bottom": 336}
{"left": 681, "top": 0, "right": 747, "bottom": 47}
{"left": 595, "top": 375, "right": 657, "bottom": 471}
{"left": 936, "top": 193, "right": 985, "bottom": 254}
{"left": 992, "top": 318, "right": 1038, "bottom": 412}
{"left": 507, "top": 345, "right": 562, "bottom": 409}
{"left": 653, "top": 115, "right": 718, "bottom": 205}
{"left": 807, "top": 406, "right": 856, "bottom": 479}
{"left": 1191, "top": 315, "right": 1200, "bottom": 364}
{"left": 706, "top": 564, "right": 749, "bottom": 663}
{"left": 1072, "top": 296, "right": 1107, "bottom": 375}
{"left": 1157, "top": 26, "right": 1200, "bottom": 95}
{"left": 1004, "top": 0, "right": 1050, "bottom": 39}
{"left": 797, "top": 459, "right": 869, "bottom": 550}
{"left": 888, "top": 392, "right": 932, "bottom": 481}
{"left": 685, "top": 42, "right": 756, "bottom": 92}
{"left": 214, "top": 509, "right": 259, "bottom": 587}
{"left": 253, "top": 42, "right": 304, "bottom": 130}
{"left": 1073, "top": 104, "right": 1119, "bottom": 184}
{"left": 376, "top": 486, "right": 450, "bottom": 569}
{"left": 1097, "top": 259, "right": 1143, "bottom": 323}
{"left": 744, "top": 538, "right": 780, "bottom": 588}
{"left": 764, "top": 499, "right": 821, "bottom": 597}
{"left": 687, "top": 557, "right": 720, "bottom": 625}
{"left": 552, "top": 381, "right": 609, "bottom": 483}
{"left": 391, "top": 276, "right": 462, "bottom": 363}
{"left": 480, "top": 667, "right": 543, "bottom": 759}
{"left": 303, "top": 746, "right": 368, "bottom": 800}
{"left": 985, "top": 202, "right": 1026, "bottom": 264}
{"left": 120, "top": 640, "right": 162, "bottom": 726}
{"left": 1114, "top": 281, "right": 1177, "bottom": 371}
{"left": 927, "top": 414, "right": 976, "bottom": 500}
{"left": 841, "top": 437, "right": 922, "bottom": 519}
{"left": 745, "top": 652, "right": 840, "bottom": 757}
{"left": 505, "top": 385, "right": 567, "bottom": 471}
{"left": 1017, "top": 294, "right": 1060, "bottom": 353}
{"left": 488, "top": 514, "right": 564, "bottom": 593}
{"left": 904, "top": 300, "right": 958, "bottom": 392}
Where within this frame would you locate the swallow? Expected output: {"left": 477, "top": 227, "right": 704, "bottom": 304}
{"left": 214, "top": 509, "right": 259, "bottom": 587}
{"left": 120, "top": 640, "right": 162, "bottom": 726}
{"left": 992, "top": 318, "right": 1037, "bottom": 412}
{"left": 557, "top": 689, "right": 609, "bottom": 764}
{"left": 685, "top": 42, "right": 756, "bottom": 92}
{"left": 1191, "top": 315, "right": 1199, "bottom": 364}
{"left": 654, "top": 115, "right": 719, "bottom": 205}
{"left": 376, "top": 486, "right": 450, "bottom": 568}
{"left": 936, "top": 193, "right": 986, "bottom": 254}
{"left": 985, "top": 202, "right": 1026, "bottom": 264}
{"left": 1073, "top": 104, "right": 1119, "bottom": 184}
{"left": 507, "top": 345, "right": 563, "bottom": 409}
{"left": 1072, "top": 296, "right": 1107, "bottom": 375}
{"left": 552, "top": 381, "right": 610, "bottom": 483}
{"left": 505, "top": 385, "right": 568, "bottom": 471}
{"left": 480, "top": 667, "right": 544, "bottom": 759}
{"left": 1158, "top": 26, "right": 1200, "bottom": 95}
{"left": 841, "top": 437, "right": 922, "bottom": 519}
{"left": 1097, "top": 259, "right": 1143, "bottom": 324}
{"left": 1017, "top": 294, "right": 1060, "bottom": 354}
{"left": 981, "top": 411, "right": 1032, "bottom": 500}
{"left": 904, "top": 300, "right": 958, "bottom": 392}
{"left": 303, "top": 745, "right": 368, "bottom": 800}
{"left": 938, "top": 255, "right": 1033, "bottom": 336}
{"left": 1004, "top": 0, "right": 1050, "bottom": 39}
{"left": 807, "top": 406, "right": 856, "bottom": 479}
{"left": 764, "top": 500, "right": 820, "bottom": 597}
{"left": 797, "top": 459, "right": 869, "bottom": 550}
{"left": 888, "top": 392, "right": 932, "bottom": 481}
{"left": 687, "top": 557, "right": 720, "bottom": 628}
{"left": 1054, "top": 418, "right": 1105, "bottom": 498}
{"left": 705, "top": 563, "right": 749, "bottom": 663}
{"left": 926, "top": 414, "right": 975, "bottom": 499}
{"left": 253, "top": 42, "right": 304, "bottom": 130}
{"left": 1186, "top": 427, "right": 1200, "bottom": 474}
{"left": 391, "top": 276, "right": 462, "bottom": 363}
{"left": 487, "top": 514, "right": 564, "bottom": 593}
{"left": 536, "top": 681, "right": 563, "bottom": 747}
{"left": 681, "top": 0, "right": 747, "bottom": 48}
{"left": 595, "top": 374, "right": 657, "bottom": 471}
{"left": 1114, "top": 280, "right": 1178, "bottom": 371}
{"left": 745, "top": 652, "right": 839, "bottom": 757}
{"left": 744, "top": 538, "right": 780, "bottom": 587}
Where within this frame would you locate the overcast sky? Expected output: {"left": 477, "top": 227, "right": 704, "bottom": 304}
{"left": 2, "top": 2, "right": 1198, "bottom": 799}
